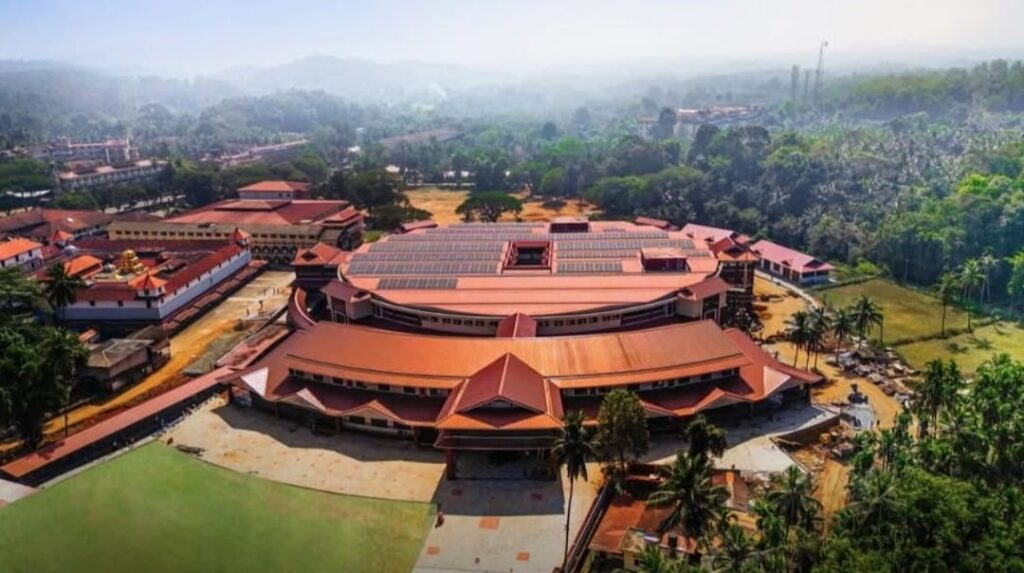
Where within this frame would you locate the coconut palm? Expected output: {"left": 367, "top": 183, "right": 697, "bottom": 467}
{"left": 978, "top": 252, "right": 997, "bottom": 304}
{"left": 786, "top": 310, "right": 811, "bottom": 367}
{"left": 710, "top": 524, "right": 754, "bottom": 573}
{"left": 684, "top": 414, "right": 727, "bottom": 462}
{"left": 959, "top": 259, "right": 984, "bottom": 330}
{"left": 806, "top": 306, "right": 831, "bottom": 369}
{"left": 648, "top": 452, "right": 729, "bottom": 555}
{"left": 43, "top": 262, "right": 86, "bottom": 323}
{"left": 766, "top": 465, "right": 822, "bottom": 532}
{"left": 936, "top": 271, "right": 959, "bottom": 336}
{"left": 852, "top": 295, "right": 884, "bottom": 346}
{"left": 831, "top": 306, "right": 855, "bottom": 362}
{"left": 911, "top": 359, "right": 963, "bottom": 438}
{"left": 552, "top": 410, "right": 597, "bottom": 569}
{"left": 0, "top": 267, "right": 44, "bottom": 313}
{"left": 40, "top": 327, "right": 88, "bottom": 437}
{"left": 846, "top": 470, "right": 899, "bottom": 536}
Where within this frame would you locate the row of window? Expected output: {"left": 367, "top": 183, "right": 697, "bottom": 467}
{"left": 288, "top": 368, "right": 449, "bottom": 397}
{"left": 569, "top": 368, "right": 740, "bottom": 396}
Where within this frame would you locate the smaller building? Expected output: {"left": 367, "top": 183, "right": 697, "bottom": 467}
{"left": 588, "top": 464, "right": 756, "bottom": 571}
{"left": 80, "top": 335, "right": 170, "bottom": 392}
{"left": 0, "top": 208, "right": 113, "bottom": 243}
{"left": 0, "top": 238, "right": 44, "bottom": 271}
{"left": 57, "top": 160, "right": 167, "bottom": 192}
{"left": 237, "top": 180, "right": 310, "bottom": 201}
{"left": 207, "top": 140, "right": 309, "bottom": 167}
{"left": 47, "top": 234, "right": 254, "bottom": 329}
{"left": 292, "top": 242, "right": 348, "bottom": 288}
{"left": 36, "top": 138, "right": 134, "bottom": 164}
{"left": 751, "top": 240, "right": 834, "bottom": 285}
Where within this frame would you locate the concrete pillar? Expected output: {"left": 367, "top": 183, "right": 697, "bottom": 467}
{"left": 445, "top": 449, "right": 457, "bottom": 480}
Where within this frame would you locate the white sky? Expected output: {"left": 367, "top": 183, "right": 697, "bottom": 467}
{"left": 0, "top": 0, "right": 1021, "bottom": 74}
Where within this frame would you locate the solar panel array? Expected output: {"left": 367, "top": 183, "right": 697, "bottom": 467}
{"left": 393, "top": 230, "right": 670, "bottom": 242}
{"left": 377, "top": 277, "right": 458, "bottom": 290}
{"left": 353, "top": 251, "right": 501, "bottom": 262}
{"left": 558, "top": 239, "right": 695, "bottom": 251}
{"left": 369, "top": 241, "right": 506, "bottom": 253}
{"left": 558, "top": 249, "right": 641, "bottom": 259}
{"left": 558, "top": 261, "right": 623, "bottom": 273}
{"left": 347, "top": 261, "right": 498, "bottom": 276}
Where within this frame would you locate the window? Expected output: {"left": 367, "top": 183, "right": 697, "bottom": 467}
{"left": 403, "top": 386, "right": 415, "bottom": 394}
{"left": 348, "top": 416, "right": 365, "bottom": 425}
{"left": 370, "top": 418, "right": 389, "bottom": 428}
{"left": 117, "top": 301, "right": 124, "bottom": 307}
{"left": 355, "top": 381, "right": 367, "bottom": 389}
{"left": 379, "top": 384, "right": 390, "bottom": 392}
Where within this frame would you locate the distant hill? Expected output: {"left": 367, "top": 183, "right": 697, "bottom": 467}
{"left": 209, "top": 55, "right": 507, "bottom": 102}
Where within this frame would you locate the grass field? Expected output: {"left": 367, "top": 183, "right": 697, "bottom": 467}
{"left": 819, "top": 278, "right": 971, "bottom": 342}
{"left": 405, "top": 186, "right": 599, "bottom": 224}
{"left": 897, "top": 321, "right": 1024, "bottom": 374}
{"left": 0, "top": 443, "right": 434, "bottom": 573}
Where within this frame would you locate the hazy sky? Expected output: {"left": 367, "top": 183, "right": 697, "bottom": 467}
{"left": 1, "top": 0, "right": 1022, "bottom": 74}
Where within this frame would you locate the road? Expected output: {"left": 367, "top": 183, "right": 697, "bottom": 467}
{"left": 0, "top": 270, "right": 295, "bottom": 453}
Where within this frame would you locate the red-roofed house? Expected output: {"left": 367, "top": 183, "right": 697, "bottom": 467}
{"left": 237, "top": 180, "right": 310, "bottom": 200}
{"left": 0, "top": 238, "right": 44, "bottom": 271}
{"left": 751, "top": 240, "right": 834, "bottom": 285}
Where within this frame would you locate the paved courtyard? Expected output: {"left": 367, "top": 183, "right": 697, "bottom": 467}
{"left": 169, "top": 400, "right": 600, "bottom": 573}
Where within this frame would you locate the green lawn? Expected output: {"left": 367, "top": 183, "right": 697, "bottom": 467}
{"left": 820, "top": 278, "right": 971, "bottom": 343}
{"left": 897, "top": 322, "right": 1024, "bottom": 375}
{"left": 0, "top": 443, "right": 434, "bottom": 573}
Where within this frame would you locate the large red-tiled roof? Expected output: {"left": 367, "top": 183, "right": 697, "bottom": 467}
{"left": 71, "top": 240, "right": 245, "bottom": 303}
{"left": 237, "top": 180, "right": 310, "bottom": 193}
{"left": 339, "top": 221, "right": 723, "bottom": 316}
{"left": 750, "top": 240, "right": 834, "bottom": 273}
{"left": 0, "top": 238, "right": 42, "bottom": 261}
{"left": 682, "top": 223, "right": 746, "bottom": 245}
{"left": 0, "top": 209, "right": 113, "bottom": 240}
{"left": 167, "top": 199, "right": 349, "bottom": 226}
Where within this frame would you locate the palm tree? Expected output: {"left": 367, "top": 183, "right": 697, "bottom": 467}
{"left": 852, "top": 295, "right": 884, "bottom": 346}
{"left": 552, "top": 410, "right": 597, "bottom": 569}
{"left": 648, "top": 453, "right": 729, "bottom": 557}
{"left": 806, "top": 306, "right": 831, "bottom": 369}
{"left": 766, "top": 465, "right": 822, "bottom": 532}
{"left": 40, "top": 327, "right": 88, "bottom": 437}
{"left": 846, "top": 470, "right": 899, "bottom": 536}
{"left": 710, "top": 524, "right": 754, "bottom": 573}
{"left": 0, "top": 267, "right": 44, "bottom": 313}
{"left": 684, "top": 414, "right": 727, "bottom": 462}
{"left": 43, "top": 262, "right": 86, "bottom": 323}
{"left": 978, "top": 253, "right": 997, "bottom": 304}
{"left": 911, "top": 360, "right": 963, "bottom": 438}
{"left": 936, "top": 271, "right": 959, "bottom": 336}
{"left": 831, "top": 306, "right": 855, "bottom": 363}
{"left": 959, "top": 259, "right": 984, "bottom": 331}
{"left": 786, "top": 310, "right": 811, "bottom": 367}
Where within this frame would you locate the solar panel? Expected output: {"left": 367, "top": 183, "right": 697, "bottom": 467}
{"left": 352, "top": 251, "right": 502, "bottom": 262}
{"left": 377, "top": 277, "right": 458, "bottom": 290}
{"left": 346, "top": 261, "right": 499, "bottom": 276}
{"left": 558, "top": 261, "right": 623, "bottom": 274}
{"left": 557, "top": 250, "right": 640, "bottom": 259}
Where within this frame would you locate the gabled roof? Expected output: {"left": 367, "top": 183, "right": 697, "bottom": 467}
{"left": 678, "top": 276, "right": 731, "bottom": 301}
{"left": 0, "top": 238, "right": 42, "bottom": 261}
{"left": 130, "top": 272, "right": 167, "bottom": 290}
{"left": 495, "top": 313, "right": 537, "bottom": 338}
{"left": 681, "top": 223, "right": 745, "bottom": 245}
{"left": 50, "top": 229, "right": 74, "bottom": 243}
{"left": 63, "top": 255, "right": 103, "bottom": 277}
{"left": 458, "top": 354, "right": 549, "bottom": 413}
{"left": 709, "top": 237, "right": 759, "bottom": 262}
{"left": 292, "top": 242, "right": 345, "bottom": 266}
{"left": 750, "top": 240, "right": 834, "bottom": 273}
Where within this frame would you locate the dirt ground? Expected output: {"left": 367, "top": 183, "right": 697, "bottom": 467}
{"left": 790, "top": 447, "right": 851, "bottom": 526}
{"left": 754, "top": 275, "right": 904, "bottom": 429}
{"left": 405, "top": 186, "right": 599, "bottom": 224}
{"left": 0, "top": 271, "right": 295, "bottom": 453}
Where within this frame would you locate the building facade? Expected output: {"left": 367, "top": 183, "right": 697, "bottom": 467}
{"left": 57, "top": 160, "right": 167, "bottom": 192}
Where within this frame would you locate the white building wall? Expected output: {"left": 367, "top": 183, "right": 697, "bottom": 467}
{"left": 61, "top": 250, "right": 251, "bottom": 321}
